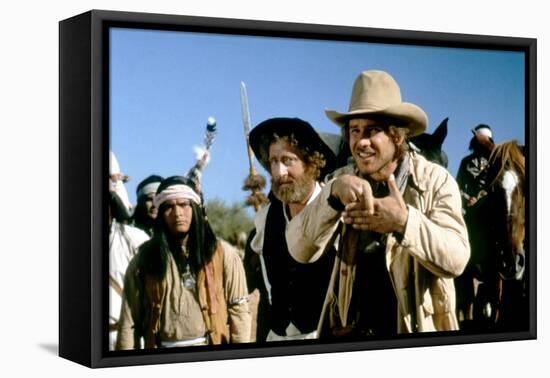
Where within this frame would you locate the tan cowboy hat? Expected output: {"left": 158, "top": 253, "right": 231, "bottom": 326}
{"left": 325, "top": 70, "right": 428, "bottom": 137}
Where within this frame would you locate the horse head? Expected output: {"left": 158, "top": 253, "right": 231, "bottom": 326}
{"left": 485, "top": 140, "right": 526, "bottom": 281}
{"left": 409, "top": 117, "right": 449, "bottom": 168}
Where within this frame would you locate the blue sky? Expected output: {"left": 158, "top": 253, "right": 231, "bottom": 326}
{"left": 110, "top": 27, "right": 525, "bottom": 207}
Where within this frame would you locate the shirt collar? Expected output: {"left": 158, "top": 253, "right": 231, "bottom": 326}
{"left": 282, "top": 181, "right": 321, "bottom": 223}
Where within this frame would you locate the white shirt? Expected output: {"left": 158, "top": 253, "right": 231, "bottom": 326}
{"left": 109, "top": 220, "right": 149, "bottom": 350}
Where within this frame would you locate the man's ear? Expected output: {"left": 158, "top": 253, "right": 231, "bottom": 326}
{"left": 391, "top": 133, "right": 407, "bottom": 161}
{"left": 394, "top": 134, "right": 406, "bottom": 147}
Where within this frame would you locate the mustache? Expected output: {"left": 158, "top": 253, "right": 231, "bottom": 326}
{"left": 273, "top": 177, "right": 296, "bottom": 185}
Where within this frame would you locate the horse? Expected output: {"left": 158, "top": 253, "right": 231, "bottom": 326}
{"left": 409, "top": 117, "right": 449, "bottom": 168}
{"left": 459, "top": 140, "right": 527, "bottom": 331}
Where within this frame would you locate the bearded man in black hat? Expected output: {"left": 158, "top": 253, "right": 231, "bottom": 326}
{"left": 131, "top": 174, "right": 164, "bottom": 236}
{"left": 116, "top": 176, "right": 251, "bottom": 349}
{"left": 286, "top": 70, "right": 470, "bottom": 337}
{"left": 248, "top": 118, "right": 336, "bottom": 342}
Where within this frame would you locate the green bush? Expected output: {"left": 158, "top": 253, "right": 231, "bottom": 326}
{"left": 205, "top": 198, "right": 254, "bottom": 246}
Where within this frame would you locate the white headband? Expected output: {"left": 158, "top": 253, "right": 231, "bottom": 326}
{"left": 154, "top": 184, "right": 201, "bottom": 209}
{"left": 137, "top": 182, "right": 161, "bottom": 199}
{"left": 474, "top": 127, "right": 492, "bottom": 138}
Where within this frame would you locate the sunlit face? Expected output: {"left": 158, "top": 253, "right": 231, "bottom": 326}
{"left": 348, "top": 118, "right": 401, "bottom": 181}
{"left": 268, "top": 139, "right": 315, "bottom": 204}
{"left": 162, "top": 198, "right": 193, "bottom": 237}
{"left": 140, "top": 192, "right": 157, "bottom": 219}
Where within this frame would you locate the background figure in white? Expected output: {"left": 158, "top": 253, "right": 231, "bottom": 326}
{"left": 108, "top": 152, "right": 149, "bottom": 350}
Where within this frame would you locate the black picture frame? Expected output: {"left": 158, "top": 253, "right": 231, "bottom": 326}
{"left": 59, "top": 9, "right": 537, "bottom": 368}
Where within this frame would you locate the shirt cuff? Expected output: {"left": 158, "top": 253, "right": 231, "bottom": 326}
{"left": 397, "top": 204, "right": 418, "bottom": 248}
{"left": 327, "top": 193, "right": 345, "bottom": 211}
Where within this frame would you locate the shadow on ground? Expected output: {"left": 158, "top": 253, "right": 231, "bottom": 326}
{"left": 38, "top": 343, "right": 58, "bottom": 356}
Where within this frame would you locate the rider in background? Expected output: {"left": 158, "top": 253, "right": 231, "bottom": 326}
{"left": 455, "top": 124, "right": 495, "bottom": 328}
{"left": 456, "top": 124, "right": 495, "bottom": 211}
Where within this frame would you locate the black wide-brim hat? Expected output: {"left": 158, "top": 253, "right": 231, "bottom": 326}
{"left": 249, "top": 117, "right": 336, "bottom": 180}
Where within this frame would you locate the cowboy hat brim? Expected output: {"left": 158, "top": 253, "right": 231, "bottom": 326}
{"left": 249, "top": 117, "right": 336, "bottom": 180}
{"left": 325, "top": 102, "right": 428, "bottom": 137}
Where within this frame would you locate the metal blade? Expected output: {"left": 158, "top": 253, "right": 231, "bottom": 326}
{"left": 240, "top": 81, "right": 252, "bottom": 136}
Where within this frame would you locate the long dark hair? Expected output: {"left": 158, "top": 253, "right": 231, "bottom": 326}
{"left": 132, "top": 174, "right": 164, "bottom": 234}
{"left": 139, "top": 176, "right": 218, "bottom": 278}
{"left": 131, "top": 203, "right": 154, "bottom": 235}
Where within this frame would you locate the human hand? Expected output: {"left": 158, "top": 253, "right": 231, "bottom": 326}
{"left": 330, "top": 175, "right": 374, "bottom": 214}
{"left": 343, "top": 174, "right": 408, "bottom": 234}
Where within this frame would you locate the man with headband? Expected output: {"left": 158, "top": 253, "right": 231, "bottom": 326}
{"left": 116, "top": 176, "right": 251, "bottom": 349}
{"left": 131, "top": 175, "right": 164, "bottom": 236}
{"left": 455, "top": 124, "right": 495, "bottom": 326}
{"left": 457, "top": 124, "right": 495, "bottom": 209}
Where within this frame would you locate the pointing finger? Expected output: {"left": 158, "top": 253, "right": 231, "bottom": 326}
{"left": 359, "top": 180, "right": 374, "bottom": 215}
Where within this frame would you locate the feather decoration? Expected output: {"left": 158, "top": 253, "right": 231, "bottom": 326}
{"left": 186, "top": 117, "right": 217, "bottom": 192}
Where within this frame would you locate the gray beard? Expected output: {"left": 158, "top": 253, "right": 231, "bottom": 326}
{"left": 271, "top": 174, "right": 314, "bottom": 204}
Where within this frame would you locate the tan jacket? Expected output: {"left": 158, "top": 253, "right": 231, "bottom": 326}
{"left": 286, "top": 153, "right": 470, "bottom": 333}
{"left": 116, "top": 241, "right": 251, "bottom": 349}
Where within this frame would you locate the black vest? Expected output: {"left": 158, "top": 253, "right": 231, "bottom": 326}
{"left": 348, "top": 183, "right": 397, "bottom": 336}
{"left": 263, "top": 199, "right": 335, "bottom": 335}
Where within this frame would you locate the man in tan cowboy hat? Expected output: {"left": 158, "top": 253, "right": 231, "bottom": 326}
{"left": 286, "top": 70, "right": 470, "bottom": 337}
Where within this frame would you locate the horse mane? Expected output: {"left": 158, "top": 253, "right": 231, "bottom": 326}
{"left": 486, "top": 140, "right": 525, "bottom": 188}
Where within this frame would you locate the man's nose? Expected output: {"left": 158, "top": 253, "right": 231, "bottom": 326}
{"left": 271, "top": 161, "right": 288, "bottom": 179}
{"left": 174, "top": 205, "right": 184, "bottom": 216}
{"left": 357, "top": 134, "right": 372, "bottom": 147}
